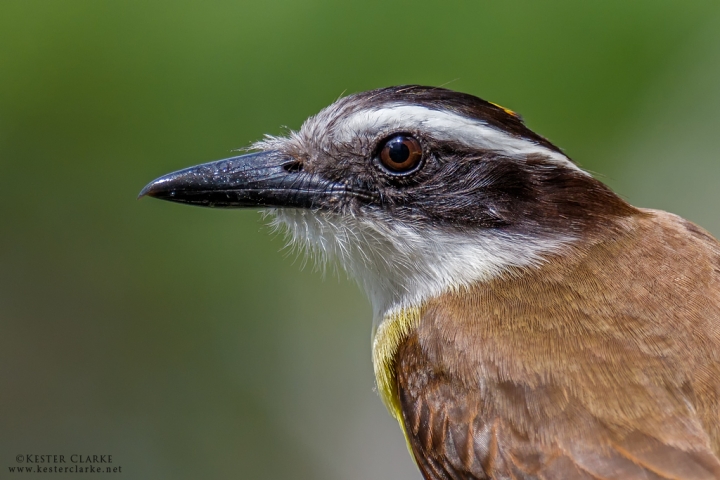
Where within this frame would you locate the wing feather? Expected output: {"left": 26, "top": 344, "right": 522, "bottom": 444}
{"left": 397, "top": 330, "right": 720, "bottom": 480}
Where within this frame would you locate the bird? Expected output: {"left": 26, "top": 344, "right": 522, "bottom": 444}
{"left": 140, "top": 86, "right": 720, "bottom": 479}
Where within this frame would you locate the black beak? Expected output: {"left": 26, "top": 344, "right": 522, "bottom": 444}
{"left": 139, "top": 151, "right": 337, "bottom": 209}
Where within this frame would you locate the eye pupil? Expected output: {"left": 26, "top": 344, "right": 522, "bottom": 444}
{"left": 388, "top": 139, "right": 410, "bottom": 163}
{"left": 379, "top": 134, "right": 423, "bottom": 174}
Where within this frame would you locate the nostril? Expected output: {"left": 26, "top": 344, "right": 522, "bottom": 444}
{"left": 283, "top": 161, "right": 304, "bottom": 173}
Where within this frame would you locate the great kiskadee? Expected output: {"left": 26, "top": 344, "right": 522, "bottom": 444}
{"left": 140, "top": 86, "right": 720, "bottom": 479}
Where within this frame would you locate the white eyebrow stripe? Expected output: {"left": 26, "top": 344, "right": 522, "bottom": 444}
{"left": 336, "top": 104, "right": 586, "bottom": 173}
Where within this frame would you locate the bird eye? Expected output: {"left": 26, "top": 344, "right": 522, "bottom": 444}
{"left": 378, "top": 135, "right": 423, "bottom": 174}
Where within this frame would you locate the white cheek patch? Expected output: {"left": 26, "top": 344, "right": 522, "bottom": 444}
{"left": 334, "top": 105, "right": 585, "bottom": 174}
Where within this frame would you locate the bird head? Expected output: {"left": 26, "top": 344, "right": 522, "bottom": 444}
{"left": 140, "top": 86, "right": 635, "bottom": 318}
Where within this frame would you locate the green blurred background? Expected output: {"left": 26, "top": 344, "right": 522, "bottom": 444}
{"left": 2, "top": 1, "right": 719, "bottom": 479}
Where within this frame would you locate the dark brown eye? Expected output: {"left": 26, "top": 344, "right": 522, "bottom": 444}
{"left": 379, "top": 135, "right": 423, "bottom": 174}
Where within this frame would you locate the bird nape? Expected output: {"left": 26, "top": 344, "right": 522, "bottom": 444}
{"left": 140, "top": 85, "right": 720, "bottom": 480}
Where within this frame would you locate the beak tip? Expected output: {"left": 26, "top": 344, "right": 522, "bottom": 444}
{"left": 137, "top": 182, "right": 156, "bottom": 200}
{"left": 139, "top": 174, "right": 178, "bottom": 201}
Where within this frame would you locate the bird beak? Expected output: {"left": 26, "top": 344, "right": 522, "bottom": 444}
{"left": 139, "top": 151, "right": 334, "bottom": 209}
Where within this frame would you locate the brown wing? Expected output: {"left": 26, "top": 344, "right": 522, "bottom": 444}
{"left": 396, "top": 211, "right": 720, "bottom": 480}
{"left": 397, "top": 333, "right": 720, "bottom": 480}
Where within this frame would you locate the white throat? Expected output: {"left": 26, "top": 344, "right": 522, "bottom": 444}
{"left": 268, "top": 208, "right": 575, "bottom": 325}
